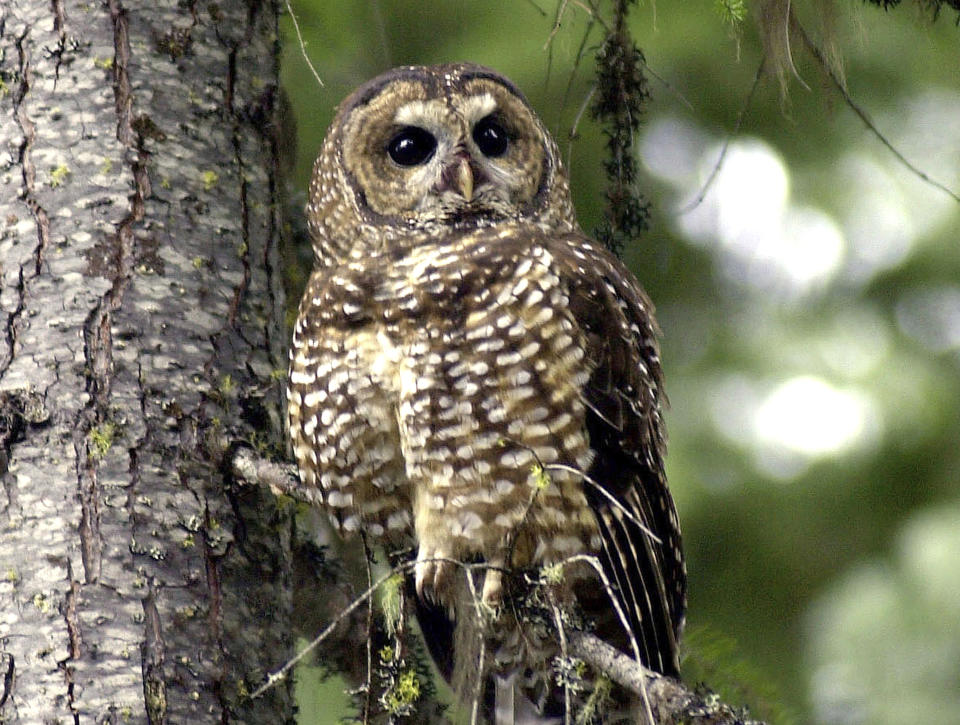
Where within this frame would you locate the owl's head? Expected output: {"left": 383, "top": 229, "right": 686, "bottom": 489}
{"left": 308, "top": 64, "right": 576, "bottom": 260}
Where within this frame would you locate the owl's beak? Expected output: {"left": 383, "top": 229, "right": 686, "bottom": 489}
{"left": 437, "top": 152, "right": 485, "bottom": 205}
{"left": 453, "top": 157, "right": 474, "bottom": 202}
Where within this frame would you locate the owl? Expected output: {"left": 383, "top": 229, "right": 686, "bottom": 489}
{"left": 287, "top": 63, "right": 685, "bottom": 722}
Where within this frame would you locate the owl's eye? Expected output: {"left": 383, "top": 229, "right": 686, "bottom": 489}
{"left": 472, "top": 115, "right": 509, "bottom": 158}
{"left": 387, "top": 127, "right": 437, "bottom": 166}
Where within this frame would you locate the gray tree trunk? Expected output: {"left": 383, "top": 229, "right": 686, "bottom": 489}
{"left": 0, "top": 0, "right": 294, "bottom": 722}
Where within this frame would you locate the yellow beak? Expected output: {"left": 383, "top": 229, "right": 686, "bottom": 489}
{"left": 455, "top": 158, "right": 474, "bottom": 202}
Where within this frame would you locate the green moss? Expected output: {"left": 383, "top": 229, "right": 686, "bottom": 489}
{"left": 577, "top": 674, "right": 612, "bottom": 725}
{"left": 236, "top": 677, "right": 250, "bottom": 699}
{"left": 531, "top": 462, "right": 551, "bottom": 490}
{"left": 218, "top": 374, "right": 235, "bottom": 395}
{"left": 382, "top": 669, "right": 421, "bottom": 716}
{"left": 88, "top": 421, "right": 118, "bottom": 460}
{"left": 144, "top": 678, "right": 167, "bottom": 722}
{"left": 49, "top": 164, "right": 71, "bottom": 188}
{"left": 32, "top": 592, "right": 51, "bottom": 613}
{"left": 202, "top": 170, "right": 219, "bottom": 191}
{"left": 540, "top": 562, "right": 564, "bottom": 585}
{"left": 380, "top": 574, "right": 404, "bottom": 637}
{"left": 93, "top": 56, "right": 114, "bottom": 70}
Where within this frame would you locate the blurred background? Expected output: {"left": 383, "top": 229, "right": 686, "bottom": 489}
{"left": 279, "top": 2, "right": 960, "bottom": 723}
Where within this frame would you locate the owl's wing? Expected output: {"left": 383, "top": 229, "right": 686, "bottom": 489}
{"left": 554, "top": 235, "right": 686, "bottom": 677}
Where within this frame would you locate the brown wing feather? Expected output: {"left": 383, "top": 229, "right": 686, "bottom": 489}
{"left": 555, "top": 235, "right": 686, "bottom": 676}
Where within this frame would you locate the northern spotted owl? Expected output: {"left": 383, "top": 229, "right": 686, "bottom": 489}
{"left": 288, "top": 63, "right": 685, "bottom": 722}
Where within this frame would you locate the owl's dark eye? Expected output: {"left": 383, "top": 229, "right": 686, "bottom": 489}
{"left": 387, "top": 127, "right": 437, "bottom": 166}
{"left": 472, "top": 115, "right": 509, "bottom": 158}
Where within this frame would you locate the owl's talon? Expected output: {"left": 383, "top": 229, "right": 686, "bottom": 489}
{"left": 415, "top": 547, "right": 454, "bottom": 605}
{"left": 481, "top": 568, "right": 503, "bottom": 608}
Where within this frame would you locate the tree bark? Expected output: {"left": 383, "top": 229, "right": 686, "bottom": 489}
{"left": 0, "top": 1, "right": 294, "bottom": 722}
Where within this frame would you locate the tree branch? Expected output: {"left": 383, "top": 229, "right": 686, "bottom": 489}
{"left": 567, "top": 632, "right": 763, "bottom": 724}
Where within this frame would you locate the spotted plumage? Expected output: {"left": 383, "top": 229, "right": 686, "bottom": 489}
{"left": 287, "top": 63, "right": 685, "bottom": 722}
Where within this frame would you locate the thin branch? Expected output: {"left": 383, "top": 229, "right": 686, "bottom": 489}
{"left": 567, "top": 82, "right": 597, "bottom": 167}
{"left": 250, "top": 562, "right": 411, "bottom": 699}
{"left": 470, "top": 632, "right": 485, "bottom": 725}
{"left": 361, "top": 533, "right": 375, "bottom": 724}
{"left": 795, "top": 17, "right": 960, "bottom": 204}
{"left": 640, "top": 57, "right": 694, "bottom": 112}
{"left": 676, "top": 59, "right": 764, "bottom": 216}
{"left": 544, "top": 462, "right": 661, "bottom": 543}
{"left": 544, "top": 0, "right": 574, "bottom": 50}
{"left": 554, "top": 554, "right": 653, "bottom": 723}
{"left": 284, "top": 0, "right": 324, "bottom": 89}
{"left": 524, "top": 0, "right": 550, "bottom": 16}
{"left": 549, "top": 600, "right": 573, "bottom": 725}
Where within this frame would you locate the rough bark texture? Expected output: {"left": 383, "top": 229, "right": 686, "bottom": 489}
{"left": 0, "top": 0, "right": 293, "bottom": 722}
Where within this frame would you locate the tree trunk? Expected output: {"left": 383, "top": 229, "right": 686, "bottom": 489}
{"left": 0, "top": 0, "right": 294, "bottom": 722}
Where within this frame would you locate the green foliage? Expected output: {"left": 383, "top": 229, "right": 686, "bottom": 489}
{"left": 530, "top": 461, "right": 551, "bottom": 490}
{"left": 380, "top": 668, "right": 421, "bottom": 717}
{"left": 48, "top": 164, "right": 71, "bottom": 188}
{"left": 682, "top": 625, "right": 798, "bottom": 725}
{"left": 576, "top": 674, "right": 612, "bottom": 725}
{"left": 715, "top": 0, "right": 747, "bottom": 25}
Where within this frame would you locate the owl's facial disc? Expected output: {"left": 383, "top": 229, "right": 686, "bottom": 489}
{"left": 341, "top": 78, "right": 548, "bottom": 229}
{"left": 385, "top": 94, "right": 526, "bottom": 225}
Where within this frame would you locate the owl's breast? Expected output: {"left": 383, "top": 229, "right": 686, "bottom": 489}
{"left": 288, "top": 265, "right": 413, "bottom": 537}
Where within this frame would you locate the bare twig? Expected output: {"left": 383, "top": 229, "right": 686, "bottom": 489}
{"left": 544, "top": 0, "right": 574, "bottom": 50}
{"left": 549, "top": 600, "right": 573, "bottom": 725}
{"left": 554, "top": 553, "right": 653, "bottom": 724}
{"left": 640, "top": 57, "right": 694, "bottom": 112}
{"left": 361, "top": 533, "right": 375, "bottom": 724}
{"left": 544, "top": 462, "right": 662, "bottom": 542}
{"left": 795, "top": 17, "right": 960, "bottom": 204}
{"left": 524, "top": 0, "right": 550, "bottom": 16}
{"left": 283, "top": 0, "right": 324, "bottom": 89}
{"left": 676, "top": 60, "right": 764, "bottom": 216}
{"left": 250, "top": 563, "right": 410, "bottom": 699}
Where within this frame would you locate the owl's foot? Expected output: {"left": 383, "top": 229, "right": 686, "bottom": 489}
{"left": 414, "top": 546, "right": 455, "bottom": 605}
{"left": 480, "top": 565, "right": 503, "bottom": 608}
{"left": 414, "top": 548, "right": 507, "bottom": 613}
